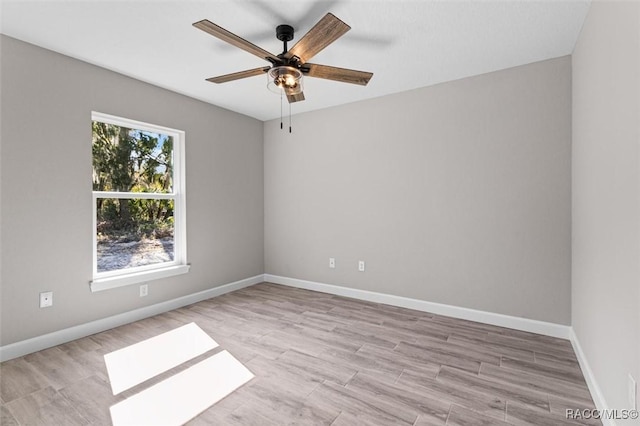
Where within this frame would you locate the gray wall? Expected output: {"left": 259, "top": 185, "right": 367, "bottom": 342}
{"left": 265, "top": 57, "right": 572, "bottom": 325}
{"left": 572, "top": 0, "right": 640, "bottom": 418}
{"left": 0, "top": 36, "right": 264, "bottom": 346}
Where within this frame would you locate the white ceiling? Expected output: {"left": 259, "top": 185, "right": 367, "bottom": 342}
{"left": 0, "top": 0, "right": 590, "bottom": 121}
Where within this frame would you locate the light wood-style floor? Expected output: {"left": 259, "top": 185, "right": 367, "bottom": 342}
{"left": 1, "top": 282, "right": 599, "bottom": 425}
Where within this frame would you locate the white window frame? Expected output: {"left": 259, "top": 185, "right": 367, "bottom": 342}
{"left": 90, "top": 112, "right": 189, "bottom": 292}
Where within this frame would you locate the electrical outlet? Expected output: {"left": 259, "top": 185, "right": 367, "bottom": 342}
{"left": 358, "top": 261, "right": 365, "bottom": 272}
{"left": 329, "top": 257, "right": 336, "bottom": 269}
{"left": 629, "top": 374, "right": 637, "bottom": 410}
{"left": 39, "top": 291, "right": 53, "bottom": 308}
{"left": 140, "top": 284, "right": 148, "bottom": 297}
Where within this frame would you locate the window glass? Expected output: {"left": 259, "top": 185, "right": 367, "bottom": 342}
{"left": 96, "top": 198, "right": 175, "bottom": 272}
{"left": 92, "top": 122, "right": 173, "bottom": 193}
{"left": 91, "top": 112, "right": 187, "bottom": 289}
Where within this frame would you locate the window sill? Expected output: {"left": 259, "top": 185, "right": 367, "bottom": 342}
{"left": 90, "top": 264, "right": 190, "bottom": 293}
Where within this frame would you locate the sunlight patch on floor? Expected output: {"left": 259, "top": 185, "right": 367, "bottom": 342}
{"left": 104, "top": 322, "right": 254, "bottom": 425}
{"left": 109, "top": 350, "right": 254, "bottom": 426}
{"left": 104, "top": 322, "right": 219, "bottom": 395}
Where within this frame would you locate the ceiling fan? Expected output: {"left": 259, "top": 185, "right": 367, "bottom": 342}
{"left": 193, "top": 13, "right": 373, "bottom": 104}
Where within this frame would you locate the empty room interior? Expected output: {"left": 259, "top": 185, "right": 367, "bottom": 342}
{"left": 0, "top": 0, "right": 639, "bottom": 425}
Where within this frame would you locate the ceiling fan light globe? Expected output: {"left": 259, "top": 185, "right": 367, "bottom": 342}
{"left": 268, "top": 66, "right": 303, "bottom": 95}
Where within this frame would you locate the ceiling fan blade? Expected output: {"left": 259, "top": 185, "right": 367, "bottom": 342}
{"left": 206, "top": 67, "right": 271, "bottom": 84}
{"left": 193, "top": 19, "right": 279, "bottom": 63}
{"left": 285, "top": 13, "right": 350, "bottom": 63}
{"left": 286, "top": 91, "right": 305, "bottom": 103}
{"left": 303, "top": 63, "right": 373, "bottom": 86}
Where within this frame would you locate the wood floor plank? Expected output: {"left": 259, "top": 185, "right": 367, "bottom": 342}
{"left": 266, "top": 299, "right": 313, "bottom": 315}
{"left": 500, "top": 356, "right": 587, "bottom": 386}
{"left": 431, "top": 314, "right": 513, "bottom": 334}
{"left": 381, "top": 317, "right": 451, "bottom": 341}
{"left": 131, "top": 311, "right": 186, "bottom": 332}
{"left": 346, "top": 320, "right": 423, "bottom": 344}
{"left": 0, "top": 283, "right": 596, "bottom": 425}
{"left": 183, "top": 409, "right": 232, "bottom": 426}
{"left": 245, "top": 355, "right": 321, "bottom": 397}
{"left": 0, "top": 405, "right": 19, "bottom": 426}
{"left": 410, "top": 335, "right": 503, "bottom": 366}
{"left": 309, "top": 380, "right": 417, "bottom": 425}
{"left": 326, "top": 305, "right": 387, "bottom": 325}
{"left": 356, "top": 343, "right": 442, "bottom": 376}
{"left": 91, "top": 329, "right": 139, "bottom": 356}
{"left": 208, "top": 304, "right": 288, "bottom": 331}
{"left": 417, "top": 318, "right": 490, "bottom": 341}
{"left": 183, "top": 303, "right": 245, "bottom": 326}
{"left": 534, "top": 351, "right": 581, "bottom": 370}
{"left": 447, "top": 333, "right": 536, "bottom": 362}
{"left": 329, "top": 410, "right": 392, "bottom": 426}
{"left": 217, "top": 404, "right": 282, "bottom": 426}
{"left": 445, "top": 404, "right": 511, "bottom": 426}
{"left": 4, "top": 387, "right": 88, "bottom": 425}
{"left": 362, "top": 304, "right": 429, "bottom": 321}
{"left": 258, "top": 330, "right": 339, "bottom": 357}
{"left": 216, "top": 330, "right": 287, "bottom": 361}
{"left": 346, "top": 372, "right": 451, "bottom": 424}
{"left": 396, "top": 370, "right": 507, "bottom": 421}
{"left": 318, "top": 347, "right": 404, "bottom": 384}
{"left": 281, "top": 323, "right": 364, "bottom": 353}
{"left": 486, "top": 332, "right": 576, "bottom": 359}
{"left": 276, "top": 349, "right": 357, "bottom": 385}
{"left": 328, "top": 295, "right": 380, "bottom": 311}
{"left": 0, "top": 357, "right": 51, "bottom": 403}
{"left": 548, "top": 394, "right": 600, "bottom": 425}
{"left": 479, "top": 362, "right": 593, "bottom": 404}
{"left": 297, "top": 310, "right": 355, "bottom": 328}
{"left": 437, "top": 365, "right": 550, "bottom": 411}
{"left": 491, "top": 328, "right": 574, "bottom": 350}
{"left": 506, "top": 400, "right": 587, "bottom": 426}
{"left": 57, "top": 343, "right": 111, "bottom": 383}
{"left": 183, "top": 376, "right": 247, "bottom": 424}
{"left": 395, "top": 341, "right": 482, "bottom": 374}
{"left": 59, "top": 375, "right": 122, "bottom": 425}
{"left": 331, "top": 325, "right": 399, "bottom": 349}
{"left": 280, "top": 313, "right": 339, "bottom": 332}
{"left": 58, "top": 336, "right": 102, "bottom": 354}
{"left": 237, "top": 378, "right": 340, "bottom": 425}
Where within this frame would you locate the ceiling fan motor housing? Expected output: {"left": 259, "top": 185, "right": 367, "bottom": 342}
{"left": 276, "top": 25, "right": 294, "bottom": 42}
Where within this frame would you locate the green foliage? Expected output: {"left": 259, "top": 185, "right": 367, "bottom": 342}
{"left": 93, "top": 122, "right": 175, "bottom": 239}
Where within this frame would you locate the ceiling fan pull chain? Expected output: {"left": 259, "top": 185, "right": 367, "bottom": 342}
{"left": 289, "top": 102, "right": 292, "bottom": 133}
{"left": 280, "top": 91, "right": 283, "bottom": 130}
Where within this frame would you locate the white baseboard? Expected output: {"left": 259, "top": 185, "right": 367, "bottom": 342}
{"left": 264, "top": 274, "right": 572, "bottom": 339}
{"left": 569, "top": 328, "right": 614, "bottom": 426}
{"left": 0, "top": 274, "right": 263, "bottom": 362}
{"left": 1, "top": 273, "right": 574, "bottom": 359}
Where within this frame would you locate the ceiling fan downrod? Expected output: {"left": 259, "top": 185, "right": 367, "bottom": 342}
{"left": 276, "top": 24, "right": 294, "bottom": 55}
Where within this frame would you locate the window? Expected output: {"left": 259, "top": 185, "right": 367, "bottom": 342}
{"left": 90, "top": 112, "right": 188, "bottom": 292}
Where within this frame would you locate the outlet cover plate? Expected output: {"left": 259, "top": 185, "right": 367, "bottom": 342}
{"left": 39, "top": 291, "right": 53, "bottom": 308}
{"left": 629, "top": 374, "right": 637, "bottom": 410}
{"left": 140, "top": 284, "right": 148, "bottom": 297}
